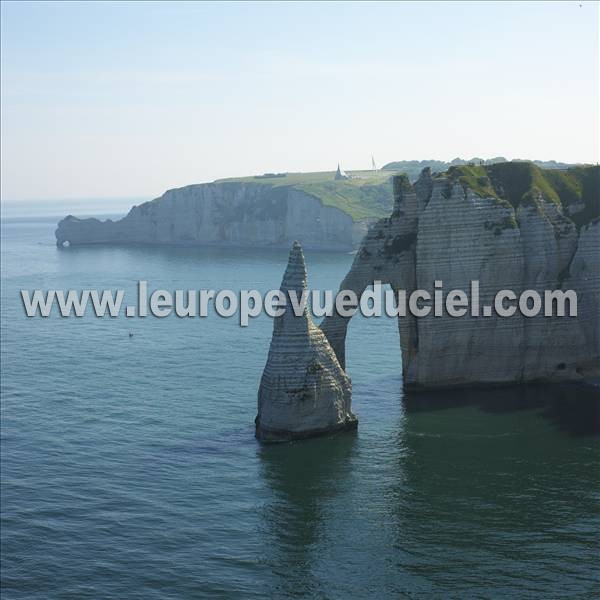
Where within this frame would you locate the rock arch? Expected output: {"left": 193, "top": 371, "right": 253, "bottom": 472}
{"left": 257, "top": 164, "right": 599, "bottom": 440}
{"left": 321, "top": 167, "right": 598, "bottom": 389}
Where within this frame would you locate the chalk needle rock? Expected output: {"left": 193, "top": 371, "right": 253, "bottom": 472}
{"left": 256, "top": 242, "right": 357, "bottom": 442}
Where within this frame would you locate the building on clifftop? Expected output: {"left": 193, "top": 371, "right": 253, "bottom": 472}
{"left": 335, "top": 164, "right": 350, "bottom": 180}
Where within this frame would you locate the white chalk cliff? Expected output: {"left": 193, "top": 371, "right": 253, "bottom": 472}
{"left": 258, "top": 162, "right": 598, "bottom": 441}
{"left": 321, "top": 163, "right": 600, "bottom": 389}
{"left": 256, "top": 241, "right": 357, "bottom": 442}
{"left": 55, "top": 182, "right": 369, "bottom": 250}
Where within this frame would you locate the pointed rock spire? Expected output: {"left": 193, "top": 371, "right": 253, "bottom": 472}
{"left": 274, "top": 241, "right": 310, "bottom": 337}
{"left": 281, "top": 241, "right": 307, "bottom": 306}
{"left": 256, "top": 241, "right": 357, "bottom": 442}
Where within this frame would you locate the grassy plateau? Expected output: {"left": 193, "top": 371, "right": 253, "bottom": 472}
{"left": 214, "top": 163, "right": 598, "bottom": 227}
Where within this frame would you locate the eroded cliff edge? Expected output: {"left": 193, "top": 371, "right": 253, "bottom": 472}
{"left": 320, "top": 162, "right": 600, "bottom": 389}
{"left": 55, "top": 182, "right": 374, "bottom": 251}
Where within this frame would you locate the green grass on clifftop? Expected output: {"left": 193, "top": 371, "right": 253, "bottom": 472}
{"left": 445, "top": 162, "right": 599, "bottom": 227}
{"left": 215, "top": 163, "right": 598, "bottom": 227}
{"left": 217, "top": 170, "right": 395, "bottom": 221}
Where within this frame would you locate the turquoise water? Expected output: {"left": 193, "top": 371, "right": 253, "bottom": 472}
{"left": 1, "top": 209, "right": 599, "bottom": 598}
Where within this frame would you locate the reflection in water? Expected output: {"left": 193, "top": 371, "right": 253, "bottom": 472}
{"left": 392, "top": 383, "right": 600, "bottom": 595}
{"left": 56, "top": 242, "right": 348, "bottom": 277}
{"left": 257, "top": 433, "right": 357, "bottom": 595}
{"left": 402, "top": 382, "right": 600, "bottom": 436}
{"left": 258, "top": 380, "right": 600, "bottom": 596}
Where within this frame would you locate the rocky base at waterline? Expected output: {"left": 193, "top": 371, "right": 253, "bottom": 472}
{"left": 256, "top": 241, "right": 357, "bottom": 442}
{"left": 255, "top": 418, "right": 358, "bottom": 443}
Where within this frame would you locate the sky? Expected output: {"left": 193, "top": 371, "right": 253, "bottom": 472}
{"left": 1, "top": 1, "right": 598, "bottom": 201}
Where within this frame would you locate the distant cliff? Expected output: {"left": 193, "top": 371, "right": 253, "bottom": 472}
{"left": 55, "top": 171, "right": 394, "bottom": 251}
{"left": 319, "top": 162, "right": 599, "bottom": 388}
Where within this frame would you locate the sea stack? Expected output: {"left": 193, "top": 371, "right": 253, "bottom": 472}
{"left": 256, "top": 241, "right": 357, "bottom": 442}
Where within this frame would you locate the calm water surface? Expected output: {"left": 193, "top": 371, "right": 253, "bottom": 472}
{"left": 1, "top": 206, "right": 599, "bottom": 598}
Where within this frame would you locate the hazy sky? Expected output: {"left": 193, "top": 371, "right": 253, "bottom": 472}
{"left": 1, "top": 1, "right": 598, "bottom": 201}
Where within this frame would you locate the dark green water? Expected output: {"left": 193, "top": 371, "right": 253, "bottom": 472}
{"left": 1, "top": 211, "right": 599, "bottom": 598}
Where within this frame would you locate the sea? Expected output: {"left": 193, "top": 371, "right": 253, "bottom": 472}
{"left": 1, "top": 199, "right": 599, "bottom": 598}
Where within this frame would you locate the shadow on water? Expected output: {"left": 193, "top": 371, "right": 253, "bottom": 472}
{"left": 390, "top": 384, "right": 600, "bottom": 595}
{"left": 402, "top": 382, "right": 600, "bottom": 437}
{"left": 255, "top": 379, "right": 600, "bottom": 596}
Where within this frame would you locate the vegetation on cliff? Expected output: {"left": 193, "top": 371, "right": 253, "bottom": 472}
{"left": 216, "top": 162, "right": 597, "bottom": 226}
{"left": 217, "top": 170, "right": 395, "bottom": 222}
{"left": 444, "top": 162, "right": 599, "bottom": 228}
{"left": 382, "top": 157, "right": 579, "bottom": 180}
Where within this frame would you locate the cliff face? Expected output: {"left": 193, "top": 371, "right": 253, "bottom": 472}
{"left": 256, "top": 164, "right": 598, "bottom": 439}
{"left": 56, "top": 182, "right": 369, "bottom": 251}
{"left": 321, "top": 163, "right": 600, "bottom": 389}
{"left": 256, "top": 242, "right": 357, "bottom": 441}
